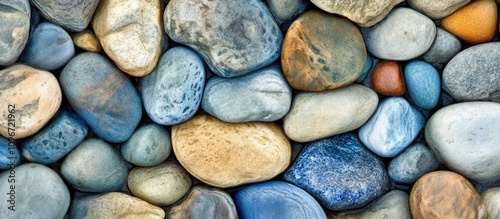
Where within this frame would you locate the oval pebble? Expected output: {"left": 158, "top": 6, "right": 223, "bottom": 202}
{"left": 482, "top": 187, "right": 500, "bottom": 218}
{"left": 0, "top": 137, "right": 21, "bottom": 170}
{"left": 370, "top": 61, "right": 406, "bottom": 96}
{"left": 71, "top": 30, "right": 101, "bottom": 52}
{"left": 121, "top": 123, "right": 171, "bottom": 167}
{"left": 388, "top": 143, "right": 440, "bottom": 184}
{"left": 404, "top": 60, "right": 441, "bottom": 110}
{"left": 422, "top": 27, "right": 462, "bottom": 70}
{"left": 408, "top": 0, "right": 471, "bottom": 19}
{"left": 30, "top": 0, "right": 100, "bottom": 32}
{"left": 266, "top": 0, "right": 308, "bottom": 26}
{"left": 0, "top": 0, "right": 30, "bottom": 66}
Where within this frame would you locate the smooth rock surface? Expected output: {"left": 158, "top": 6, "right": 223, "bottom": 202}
{"left": 356, "top": 55, "right": 375, "bottom": 83}
{"left": 121, "top": 123, "right": 171, "bottom": 167}
{"left": 388, "top": 143, "right": 440, "bottom": 184}
{"left": 404, "top": 60, "right": 441, "bottom": 110}
{"left": 482, "top": 187, "right": 500, "bottom": 218}
{"left": 164, "top": 0, "right": 282, "bottom": 77}
{"left": 266, "top": 0, "right": 308, "bottom": 26}
{"left": 30, "top": 0, "right": 100, "bottom": 32}
{"left": 284, "top": 84, "right": 378, "bottom": 142}
{"left": 358, "top": 190, "right": 411, "bottom": 219}
{"left": 408, "top": 0, "right": 471, "bottom": 19}
{"left": 422, "top": 27, "right": 462, "bottom": 69}
{"left": 0, "top": 0, "right": 30, "bottom": 66}
{"left": 0, "top": 136, "right": 21, "bottom": 170}
{"left": 72, "top": 30, "right": 101, "bottom": 52}
{"left": 202, "top": 65, "right": 292, "bottom": 123}
{"left": 370, "top": 61, "right": 405, "bottom": 96}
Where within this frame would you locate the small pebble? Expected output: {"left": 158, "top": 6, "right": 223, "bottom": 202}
{"left": 422, "top": 27, "right": 462, "bottom": 69}
{"left": 388, "top": 143, "right": 440, "bottom": 184}
{"left": 358, "top": 190, "right": 411, "bottom": 219}
{"left": 404, "top": 60, "right": 441, "bottom": 110}
{"left": 120, "top": 123, "right": 171, "bottom": 167}
{"left": 482, "top": 187, "right": 500, "bottom": 218}
{"left": 72, "top": 30, "right": 101, "bottom": 52}
{"left": 370, "top": 61, "right": 406, "bottom": 96}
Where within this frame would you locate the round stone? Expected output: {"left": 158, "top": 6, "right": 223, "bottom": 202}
{"left": 358, "top": 190, "right": 411, "bottom": 219}
{"left": 408, "top": 0, "right": 471, "bottom": 19}
{"left": 0, "top": 137, "right": 21, "bottom": 170}
{"left": 72, "top": 30, "right": 101, "bottom": 52}
{"left": 30, "top": 0, "right": 100, "bottom": 32}
{"left": 482, "top": 187, "right": 500, "bottom": 218}
{"left": 120, "top": 123, "right": 171, "bottom": 167}
{"left": 404, "top": 60, "right": 441, "bottom": 110}
{"left": 370, "top": 61, "right": 405, "bottom": 96}
{"left": 0, "top": 0, "right": 30, "bottom": 66}
{"left": 266, "top": 0, "right": 309, "bottom": 26}
{"left": 388, "top": 143, "right": 440, "bottom": 184}
{"left": 422, "top": 27, "right": 462, "bottom": 69}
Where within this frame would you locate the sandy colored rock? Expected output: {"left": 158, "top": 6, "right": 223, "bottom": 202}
{"left": 408, "top": 0, "right": 471, "bottom": 19}
{"left": 172, "top": 113, "right": 291, "bottom": 188}
{"left": 72, "top": 30, "right": 101, "bottom": 52}
{"left": 371, "top": 61, "right": 405, "bottom": 96}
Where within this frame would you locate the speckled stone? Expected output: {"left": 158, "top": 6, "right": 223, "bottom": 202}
{"left": 370, "top": 61, "right": 406, "bottom": 96}
{"left": 121, "top": 123, "right": 171, "bottom": 167}
{"left": 408, "top": 0, "right": 471, "bottom": 19}
{"left": 422, "top": 27, "right": 462, "bottom": 69}
{"left": 283, "top": 133, "right": 390, "bottom": 211}
{"left": 0, "top": 0, "right": 30, "bottom": 66}
{"left": 281, "top": 10, "right": 366, "bottom": 91}
{"left": 358, "top": 190, "right": 411, "bottom": 219}
{"left": 164, "top": 0, "right": 282, "bottom": 77}
{"left": 482, "top": 187, "right": 500, "bottom": 218}
{"left": 30, "top": 0, "right": 100, "bottom": 32}
{"left": 72, "top": 30, "right": 101, "bottom": 52}
{"left": 404, "top": 60, "right": 441, "bottom": 110}
{"left": 266, "top": 0, "right": 308, "bottom": 26}
{"left": 0, "top": 137, "right": 21, "bottom": 170}
{"left": 388, "top": 143, "right": 440, "bottom": 184}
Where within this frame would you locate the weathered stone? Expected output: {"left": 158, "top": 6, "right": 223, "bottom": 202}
{"left": 482, "top": 187, "right": 500, "bottom": 219}
{"left": 422, "top": 27, "right": 462, "bottom": 69}
{"left": 72, "top": 30, "right": 101, "bottom": 52}
{"left": 30, "top": 0, "right": 100, "bottom": 32}
{"left": 121, "top": 123, "right": 171, "bottom": 167}
{"left": 388, "top": 143, "right": 440, "bottom": 184}
{"left": 408, "top": 0, "right": 471, "bottom": 19}
{"left": 358, "top": 190, "right": 411, "bottom": 219}
{"left": 266, "top": 0, "right": 309, "bottom": 26}
{"left": 0, "top": 0, "right": 30, "bottom": 66}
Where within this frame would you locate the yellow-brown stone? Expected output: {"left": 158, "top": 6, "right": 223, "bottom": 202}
{"left": 72, "top": 30, "right": 102, "bottom": 52}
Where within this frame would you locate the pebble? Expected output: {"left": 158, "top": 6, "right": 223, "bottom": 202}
{"left": 363, "top": 7, "right": 436, "bottom": 60}
{"left": 281, "top": 10, "right": 366, "bottom": 91}
{"left": 442, "top": 42, "right": 500, "bottom": 102}
{"left": 93, "top": 0, "right": 163, "bottom": 77}
{"left": 233, "top": 181, "right": 326, "bottom": 219}
{"left": 370, "top": 61, "right": 406, "bottom": 96}
{"left": 71, "top": 30, "right": 101, "bottom": 52}
{"left": 388, "top": 143, "right": 440, "bottom": 184}
{"left": 69, "top": 192, "right": 165, "bottom": 219}
{"left": 61, "top": 138, "right": 128, "bottom": 193}
{"left": 0, "top": 64, "right": 62, "bottom": 139}
{"left": 0, "top": 0, "right": 30, "bottom": 66}
{"left": 172, "top": 113, "right": 291, "bottom": 188}
{"left": 359, "top": 97, "right": 425, "bottom": 158}
{"left": 409, "top": 171, "right": 487, "bottom": 219}
{"left": 167, "top": 186, "right": 238, "bottom": 219}
{"left": 284, "top": 84, "right": 378, "bottom": 142}
{"left": 164, "top": 0, "right": 282, "bottom": 77}
{"left": 202, "top": 65, "right": 292, "bottom": 123}
{"left": 357, "top": 190, "right": 411, "bottom": 219}
{"left": 408, "top": 0, "right": 471, "bottom": 19}
{"left": 283, "top": 133, "right": 389, "bottom": 211}
{"left": 0, "top": 163, "right": 70, "bottom": 218}
{"left": 310, "top": 0, "right": 404, "bottom": 27}
{"left": 404, "top": 60, "right": 441, "bottom": 110}
{"left": 31, "top": 0, "right": 100, "bottom": 32}
{"left": 356, "top": 54, "right": 376, "bottom": 83}
{"left": 425, "top": 101, "right": 500, "bottom": 183}
{"left": 266, "top": 0, "right": 309, "bottom": 26}
{"left": 440, "top": 0, "right": 498, "bottom": 45}
{"left": 482, "top": 187, "right": 500, "bottom": 218}
{"left": 141, "top": 46, "right": 205, "bottom": 125}
{"left": 120, "top": 123, "right": 171, "bottom": 167}
{"left": 422, "top": 27, "right": 462, "bottom": 69}
{"left": 0, "top": 137, "right": 21, "bottom": 170}
{"left": 60, "top": 52, "right": 142, "bottom": 143}
{"left": 128, "top": 162, "right": 192, "bottom": 206}
{"left": 20, "top": 109, "right": 88, "bottom": 164}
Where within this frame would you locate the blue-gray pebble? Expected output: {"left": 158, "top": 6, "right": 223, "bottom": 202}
{"left": 0, "top": 136, "right": 21, "bottom": 170}
{"left": 388, "top": 143, "right": 440, "bottom": 184}
{"left": 283, "top": 133, "right": 389, "bottom": 211}
{"left": 0, "top": 0, "right": 30, "bottom": 66}
{"left": 121, "top": 123, "right": 171, "bottom": 167}
{"left": 404, "top": 60, "right": 441, "bottom": 110}
{"left": 356, "top": 54, "right": 376, "bottom": 83}
{"left": 141, "top": 46, "right": 205, "bottom": 125}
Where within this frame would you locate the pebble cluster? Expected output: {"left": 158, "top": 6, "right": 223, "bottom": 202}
{"left": 0, "top": 0, "right": 499, "bottom": 218}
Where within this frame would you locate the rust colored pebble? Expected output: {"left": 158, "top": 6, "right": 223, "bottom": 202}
{"left": 370, "top": 61, "right": 405, "bottom": 96}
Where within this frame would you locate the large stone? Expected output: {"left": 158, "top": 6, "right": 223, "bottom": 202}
{"left": 30, "top": 0, "right": 100, "bottom": 32}
{"left": 93, "top": 0, "right": 163, "bottom": 77}
{"left": 388, "top": 143, "right": 440, "bottom": 184}
{"left": 0, "top": 0, "right": 30, "bottom": 66}
{"left": 164, "top": 0, "right": 282, "bottom": 77}
{"left": 408, "top": 0, "right": 471, "bottom": 19}
{"left": 120, "top": 123, "right": 171, "bottom": 167}
{"left": 358, "top": 190, "right": 411, "bottom": 219}
{"left": 281, "top": 10, "right": 366, "bottom": 91}
{"left": 422, "top": 27, "right": 462, "bottom": 69}
{"left": 284, "top": 84, "right": 378, "bottom": 142}
{"left": 172, "top": 113, "right": 291, "bottom": 188}
{"left": 482, "top": 187, "right": 500, "bottom": 218}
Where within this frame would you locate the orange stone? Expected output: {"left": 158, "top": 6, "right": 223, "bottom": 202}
{"left": 370, "top": 61, "right": 405, "bottom": 96}
{"left": 440, "top": 0, "right": 498, "bottom": 45}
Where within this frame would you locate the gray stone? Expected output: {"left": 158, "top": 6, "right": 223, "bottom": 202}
{"left": 482, "top": 187, "right": 500, "bottom": 219}
{"left": 121, "top": 123, "right": 171, "bottom": 167}
{"left": 0, "top": 0, "right": 30, "bottom": 66}
{"left": 422, "top": 27, "right": 462, "bottom": 69}
{"left": 202, "top": 65, "right": 291, "bottom": 123}
{"left": 30, "top": 0, "right": 100, "bottom": 32}
{"left": 408, "top": 0, "right": 471, "bottom": 19}
{"left": 388, "top": 143, "right": 440, "bottom": 184}
{"left": 358, "top": 190, "right": 412, "bottom": 219}
{"left": 266, "top": 0, "right": 308, "bottom": 26}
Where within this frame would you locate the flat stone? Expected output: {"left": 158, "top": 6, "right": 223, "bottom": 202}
{"left": 93, "top": 0, "right": 163, "bottom": 77}
{"left": 284, "top": 84, "right": 378, "bottom": 142}
{"left": 370, "top": 61, "right": 405, "bottom": 96}
{"left": 388, "top": 143, "right": 440, "bottom": 184}
{"left": 172, "top": 113, "right": 291, "bottom": 188}
{"left": 482, "top": 187, "right": 500, "bottom": 218}
{"left": 266, "top": 0, "right": 308, "bottom": 26}
{"left": 202, "top": 65, "right": 292, "bottom": 123}
{"left": 164, "top": 0, "right": 282, "bottom": 77}
{"left": 72, "top": 30, "right": 101, "bottom": 52}
{"left": 358, "top": 190, "right": 411, "bottom": 219}
{"left": 121, "top": 123, "right": 171, "bottom": 167}
{"left": 0, "top": 137, "right": 21, "bottom": 170}
{"left": 422, "top": 27, "right": 462, "bottom": 69}
{"left": 0, "top": 0, "right": 30, "bottom": 66}
{"left": 408, "top": 0, "right": 471, "bottom": 19}
{"left": 281, "top": 10, "right": 366, "bottom": 91}
{"left": 404, "top": 60, "right": 441, "bottom": 110}
{"left": 30, "top": 0, "right": 100, "bottom": 32}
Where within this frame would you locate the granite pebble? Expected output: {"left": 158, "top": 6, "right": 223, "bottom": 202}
{"left": 422, "top": 27, "right": 462, "bottom": 69}
{"left": 388, "top": 143, "right": 440, "bottom": 184}
{"left": 121, "top": 123, "right": 171, "bottom": 167}
{"left": 404, "top": 60, "right": 441, "bottom": 110}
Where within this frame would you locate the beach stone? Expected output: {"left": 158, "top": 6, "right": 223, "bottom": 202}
{"left": 69, "top": 192, "right": 165, "bottom": 219}
{"left": 281, "top": 10, "right": 366, "bottom": 91}
{"left": 128, "top": 162, "right": 192, "bottom": 206}
{"left": 0, "top": 64, "right": 62, "bottom": 139}
{"left": 359, "top": 97, "right": 425, "bottom": 157}
{"left": 284, "top": 84, "right": 378, "bottom": 142}
{"left": 0, "top": 137, "right": 21, "bottom": 170}
{"left": 310, "top": 0, "right": 404, "bottom": 27}
{"left": 30, "top": 0, "right": 99, "bottom": 32}
{"left": 404, "top": 60, "right": 441, "bottom": 110}
{"left": 21, "top": 109, "right": 88, "bottom": 164}
{"left": 358, "top": 190, "right": 411, "bottom": 219}
{"left": 425, "top": 101, "right": 500, "bottom": 183}
{"left": 172, "top": 113, "right": 291, "bottom": 188}
{"left": 482, "top": 187, "right": 500, "bottom": 218}
{"left": 363, "top": 7, "right": 436, "bottom": 60}
{"left": 441, "top": 0, "right": 498, "bottom": 45}
{"left": 233, "top": 181, "right": 326, "bottom": 219}
{"left": 422, "top": 27, "right": 462, "bottom": 69}
{"left": 0, "top": 163, "right": 70, "bottom": 218}
{"left": 388, "top": 143, "right": 440, "bottom": 184}
{"left": 93, "top": 0, "right": 163, "bottom": 77}
{"left": 442, "top": 42, "right": 500, "bottom": 102}
{"left": 408, "top": 0, "right": 471, "bottom": 19}
{"left": 167, "top": 186, "right": 238, "bottom": 219}
{"left": 356, "top": 55, "right": 376, "bottom": 83}
{"left": 20, "top": 22, "right": 74, "bottom": 71}
{"left": 202, "top": 65, "right": 292, "bottom": 123}
{"left": 60, "top": 52, "right": 142, "bottom": 143}
{"left": 61, "top": 138, "right": 128, "bottom": 193}
{"left": 72, "top": 30, "right": 101, "bottom": 52}
{"left": 0, "top": 0, "right": 30, "bottom": 66}
{"left": 409, "top": 171, "right": 487, "bottom": 219}
{"left": 121, "top": 123, "right": 171, "bottom": 167}
{"left": 141, "top": 46, "right": 205, "bottom": 125}
{"left": 370, "top": 61, "right": 405, "bottom": 96}
{"left": 164, "top": 0, "right": 282, "bottom": 77}
{"left": 266, "top": 0, "right": 308, "bottom": 26}
{"left": 283, "top": 133, "right": 390, "bottom": 211}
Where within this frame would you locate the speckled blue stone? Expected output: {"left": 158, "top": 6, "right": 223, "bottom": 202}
{"left": 0, "top": 137, "right": 21, "bottom": 170}
{"left": 283, "top": 133, "right": 389, "bottom": 211}
{"left": 356, "top": 54, "right": 375, "bottom": 83}
{"left": 20, "top": 22, "right": 74, "bottom": 70}
{"left": 21, "top": 109, "right": 88, "bottom": 164}
{"left": 388, "top": 143, "right": 440, "bottom": 184}
{"left": 233, "top": 180, "right": 326, "bottom": 219}
{"left": 404, "top": 60, "right": 441, "bottom": 110}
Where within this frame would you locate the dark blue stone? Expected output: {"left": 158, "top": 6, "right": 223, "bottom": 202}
{"left": 283, "top": 133, "right": 389, "bottom": 211}
{"left": 0, "top": 137, "right": 21, "bottom": 170}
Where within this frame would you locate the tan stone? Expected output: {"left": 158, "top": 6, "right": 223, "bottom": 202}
{"left": 0, "top": 64, "right": 61, "bottom": 139}
{"left": 72, "top": 30, "right": 102, "bottom": 52}
{"left": 92, "top": 0, "right": 163, "bottom": 77}
{"left": 172, "top": 113, "right": 291, "bottom": 188}
{"left": 408, "top": 0, "right": 471, "bottom": 19}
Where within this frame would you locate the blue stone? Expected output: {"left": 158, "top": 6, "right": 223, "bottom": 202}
{"left": 233, "top": 180, "right": 326, "bottom": 219}
{"left": 0, "top": 136, "right": 21, "bottom": 170}
{"left": 60, "top": 52, "right": 142, "bottom": 143}
{"left": 121, "top": 123, "right": 171, "bottom": 167}
{"left": 388, "top": 143, "right": 440, "bottom": 184}
{"left": 356, "top": 54, "right": 375, "bottom": 83}
{"left": 404, "top": 60, "right": 441, "bottom": 110}
{"left": 141, "top": 46, "right": 205, "bottom": 125}
{"left": 21, "top": 109, "right": 88, "bottom": 164}
{"left": 21, "top": 22, "right": 74, "bottom": 71}
{"left": 283, "top": 133, "right": 389, "bottom": 211}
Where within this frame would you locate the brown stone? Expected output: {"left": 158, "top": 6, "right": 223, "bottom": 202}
{"left": 72, "top": 30, "right": 102, "bottom": 52}
{"left": 370, "top": 61, "right": 405, "bottom": 96}
{"left": 409, "top": 171, "right": 488, "bottom": 219}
